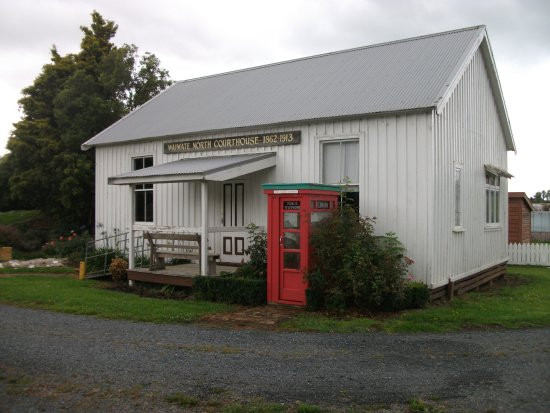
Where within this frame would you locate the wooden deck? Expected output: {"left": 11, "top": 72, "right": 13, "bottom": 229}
{"left": 127, "top": 263, "right": 238, "bottom": 287}
{"left": 430, "top": 262, "right": 507, "bottom": 301}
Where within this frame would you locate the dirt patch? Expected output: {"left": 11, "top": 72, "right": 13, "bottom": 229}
{"left": 492, "top": 273, "right": 532, "bottom": 288}
{"left": 200, "top": 304, "right": 304, "bottom": 330}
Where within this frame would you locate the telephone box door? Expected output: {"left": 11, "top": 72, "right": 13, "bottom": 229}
{"left": 278, "top": 197, "right": 307, "bottom": 303}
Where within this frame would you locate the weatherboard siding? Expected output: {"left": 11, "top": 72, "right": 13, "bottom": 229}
{"left": 95, "top": 112, "right": 432, "bottom": 281}
{"left": 431, "top": 47, "right": 508, "bottom": 288}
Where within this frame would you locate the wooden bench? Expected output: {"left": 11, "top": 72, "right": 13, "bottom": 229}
{"left": 144, "top": 232, "right": 220, "bottom": 275}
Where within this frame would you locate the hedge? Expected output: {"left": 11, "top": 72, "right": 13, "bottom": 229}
{"left": 193, "top": 275, "right": 266, "bottom": 306}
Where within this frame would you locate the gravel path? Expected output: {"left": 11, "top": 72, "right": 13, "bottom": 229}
{"left": 1, "top": 304, "right": 549, "bottom": 412}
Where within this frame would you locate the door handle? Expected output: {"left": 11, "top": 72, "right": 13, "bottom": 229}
{"left": 279, "top": 235, "right": 283, "bottom": 245}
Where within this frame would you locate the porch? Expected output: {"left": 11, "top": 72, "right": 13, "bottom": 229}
{"left": 108, "top": 152, "right": 276, "bottom": 276}
{"left": 127, "top": 262, "right": 239, "bottom": 287}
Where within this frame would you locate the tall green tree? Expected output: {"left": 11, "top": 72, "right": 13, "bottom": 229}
{"left": 1, "top": 11, "right": 172, "bottom": 229}
{"left": 531, "top": 191, "right": 550, "bottom": 203}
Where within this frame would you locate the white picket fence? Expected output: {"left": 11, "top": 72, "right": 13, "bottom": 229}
{"left": 508, "top": 243, "right": 550, "bottom": 266}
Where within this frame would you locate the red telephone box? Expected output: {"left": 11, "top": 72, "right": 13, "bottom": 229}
{"left": 262, "top": 183, "right": 340, "bottom": 306}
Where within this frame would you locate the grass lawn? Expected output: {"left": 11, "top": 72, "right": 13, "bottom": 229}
{"left": 0, "top": 265, "right": 548, "bottom": 332}
{"left": 0, "top": 275, "right": 232, "bottom": 323}
{"left": 282, "top": 265, "right": 550, "bottom": 333}
{"left": 0, "top": 210, "right": 41, "bottom": 225}
{"left": 0, "top": 266, "right": 76, "bottom": 274}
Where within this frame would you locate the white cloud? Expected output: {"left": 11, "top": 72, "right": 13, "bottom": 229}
{"left": 1, "top": 0, "right": 549, "bottom": 195}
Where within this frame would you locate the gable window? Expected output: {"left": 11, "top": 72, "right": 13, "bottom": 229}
{"left": 454, "top": 164, "right": 463, "bottom": 229}
{"left": 133, "top": 156, "right": 153, "bottom": 222}
{"left": 485, "top": 171, "right": 500, "bottom": 224}
{"left": 322, "top": 139, "right": 359, "bottom": 209}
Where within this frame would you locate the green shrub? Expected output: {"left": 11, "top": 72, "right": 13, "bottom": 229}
{"left": 232, "top": 263, "right": 260, "bottom": 279}
{"left": 0, "top": 224, "right": 49, "bottom": 252}
{"left": 134, "top": 254, "right": 150, "bottom": 268}
{"left": 193, "top": 275, "right": 266, "bottom": 306}
{"left": 0, "top": 213, "right": 61, "bottom": 254}
{"left": 85, "top": 247, "right": 125, "bottom": 275}
{"left": 40, "top": 230, "right": 92, "bottom": 263}
{"left": 306, "top": 205, "right": 415, "bottom": 312}
{"left": 404, "top": 281, "right": 430, "bottom": 309}
{"left": 0, "top": 224, "right": 24, "bottom": 248}
{"left": 243, "top": 223, "right": 267, "bottom": 279}
{"left": 12, "top": 250, "right": 48, "bottom": 260}
{"left": 218, "top": 223, "right": 268, "bottom": 283}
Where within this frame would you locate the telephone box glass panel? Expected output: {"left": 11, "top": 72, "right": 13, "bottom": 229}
{"left": 283, "top": 252, "right": 300, "bottom": 269}
{"left": 284, "top": 212, "right": 299, "bottom": 229}
{"left": 283, "top": 232, "right": 300, "bottom": 249}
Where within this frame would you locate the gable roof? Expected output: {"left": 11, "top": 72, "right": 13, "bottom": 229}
{"left": 509, "top": 192, "right": 535, "bottom": 211}
{"left": 82, "top": 25, "right": 514, "bottom": 151}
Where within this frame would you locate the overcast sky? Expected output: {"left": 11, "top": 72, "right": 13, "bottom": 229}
{"left": 1, "top": 0, "right": 548, "bottom": 196}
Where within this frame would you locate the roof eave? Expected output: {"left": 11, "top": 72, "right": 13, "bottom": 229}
{"left": 480, "top": 34, "right": 516, "bottom": 152}
{"left": 108, "top": 152, "right": 276, "bottom": 185}
{"left": 435, "top": 26, "right": 516, "bottom": 153}
{"left": 82, "top": 107, "right": 434, "bottom": 150}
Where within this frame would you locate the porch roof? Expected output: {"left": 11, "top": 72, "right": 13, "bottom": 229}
{"left": 108, "top": 152, "right": 276, "bottom": 185}
{"left": 484, "top": 164, "right": 513, "bottom": 179}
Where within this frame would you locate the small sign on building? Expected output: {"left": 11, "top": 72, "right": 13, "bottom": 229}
{"left": 164, "top": 131, "right": 301, "bottom": 154}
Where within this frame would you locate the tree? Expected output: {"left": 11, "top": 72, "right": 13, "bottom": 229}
{"left": 1, "top": 11, "right": 172, "bottom": 229}
{"left": 0, "top": 154, "right": 22, "bottom": 211}
{"left": 531, "top": 190, "right": 550, "bottom": 203}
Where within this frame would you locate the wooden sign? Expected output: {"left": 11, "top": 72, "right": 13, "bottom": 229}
{"left": 164, "top": 131, "right": 301, "bottom": 154}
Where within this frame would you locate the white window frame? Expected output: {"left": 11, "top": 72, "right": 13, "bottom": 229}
{"left": 319, "top": 138, "right": 360, "bottom": 187}
{"left": 131, "top": 155, "right": 155, "bottom": 224}
{"left": 485, "top": 171, "right": 501, "bottom": 228}
{"left": 453, "top": 163, "right": 464, "bottom": 232}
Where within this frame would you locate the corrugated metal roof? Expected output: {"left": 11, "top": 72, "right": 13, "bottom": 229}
{"left": 108, "top": 153, "right": 275, "bottom": 184}
{"left": 84, "top": 26, "right": 487, "bottom": 149}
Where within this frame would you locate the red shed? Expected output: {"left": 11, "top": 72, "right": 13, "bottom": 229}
{"left": 262, "top": 183, "right": 340, "bottom": 306}
{"left": 508, "top": 192, "right": 534, "bottom": 244}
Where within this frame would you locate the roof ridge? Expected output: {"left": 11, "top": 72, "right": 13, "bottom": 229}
{"left": 174, "top": 25, "right": 486, "bottom": 86}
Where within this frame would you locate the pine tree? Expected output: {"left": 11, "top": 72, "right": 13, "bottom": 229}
{"left": 1, "top": 11, "right": 172, "bottom": 229}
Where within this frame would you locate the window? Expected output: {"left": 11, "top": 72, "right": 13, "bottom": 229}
{"left": 485, "top": 171, "right": 500, "bottom": 224}
{"left": 454, "top": 164, "right": 462, "bottom": 229}
{"left": 322, "top": 139, "right": 359, "bottom": 210}
{"left": 223, "top": 182, "right": 244, "bottom": 226}
{"left": 322, "top": 140, "right": 359, "bottom": 185}
{"left": 133, "top": 156, "right": 153, "bottom": 222}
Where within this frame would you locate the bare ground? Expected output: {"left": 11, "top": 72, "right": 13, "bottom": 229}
{"left": 1, "top": 304, "right": 549, "bottom": 412}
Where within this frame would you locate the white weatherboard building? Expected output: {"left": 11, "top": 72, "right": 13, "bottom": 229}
{"left": 83, "top": 26, "right": 515, "bottom": 290}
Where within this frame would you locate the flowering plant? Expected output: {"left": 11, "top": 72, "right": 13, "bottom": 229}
{"left": 42, "top": 230, "right": 89, "bottom": 262}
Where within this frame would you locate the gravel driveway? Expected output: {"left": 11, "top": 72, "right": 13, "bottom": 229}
{"left": 1, "top": 304, "right": 549, "bottom": 412}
